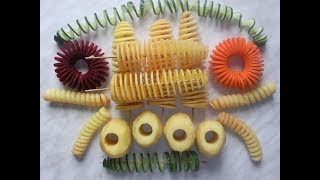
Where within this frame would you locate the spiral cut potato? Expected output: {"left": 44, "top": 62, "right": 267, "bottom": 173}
{"left": 112, "top": 39, "right": 208, "bottom": 73}
{"left": 72, "top": 107, "right": 111, "bottom": 157}
{"left": 210, "top": 82, "right": 276, "bottom": 110}
{"left": 179, "top": 11, "right": 200, "bottom": 42}
{"left": 42, "top": 88, "right": 110, "bottom": 107}
{"left": 100, "top": 118, "right": 132, "bottom": 158}
{"left": 150, "top": 19, "right": 173, "bottom": 41}
{"left": 55, "top": 0, "right": 268, "bottom": 45}
{"left": 132, "top": 110, "right": 163, "bottom": 148}
{"left": 217, "top": 112, "right": 262, "bottom": 161}
{"left": 110, "top": 69, "right": 209, "bottom": 109}
{"left": 115, "top": 102, "right": 145, "bottom": 110}
{"left": 112, "top": 21, "right": 136, "bottom": 55}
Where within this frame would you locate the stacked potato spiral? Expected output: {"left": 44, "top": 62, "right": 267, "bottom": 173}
{"left": 111, "top": 16, "right": 208, "bottom": 110}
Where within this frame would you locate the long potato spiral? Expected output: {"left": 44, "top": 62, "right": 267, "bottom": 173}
{"left": 210, "top": 82, "right": 276, "bottom": 110}
{"left": 72, "top": 107, "right": 111, "bottom": 157}
{"left": 150, "top": 19, "right": 173, "bottom": 41}
{"left": 178, "top": 11, "right": 200, "bottom": 42}
{"left": 110, "top": 69, "right": 208, "bottom": 108}
{"left": 42, "top": 88, "right": 110, "bottom": 107}
{"left": 217, "top": 112, "right": 262, "bottom": 161}
{"left": 112, "top": 39, "right": 208, "bottom": 73}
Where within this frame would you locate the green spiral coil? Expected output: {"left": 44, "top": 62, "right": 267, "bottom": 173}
{"left": 102, "top": 151, "right": 200, "bottom": 173}
{"left": 54, "top": 0, "right": 267, "bottom": 45}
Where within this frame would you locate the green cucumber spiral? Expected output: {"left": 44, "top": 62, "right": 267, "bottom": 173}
{"left": 102, "top": 151, "right": 200, "bottom": 173}
{"left": 54, "top": 0, "right": 267, "bottom": 45}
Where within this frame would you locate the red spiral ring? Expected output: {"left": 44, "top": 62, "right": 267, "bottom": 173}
{"left": 54, "top": 40, "right": 109, "bottom": 91}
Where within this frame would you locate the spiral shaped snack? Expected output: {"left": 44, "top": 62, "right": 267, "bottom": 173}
{"left": 72, "top": 107, "right": 111, "bottom": 157}
{"left": 42, "top": 88, "right": 110, "bottom": 107}
{"left": 149, "top": 19, "right": 173, "bottom": 41}
{"left": 210, "top": 82, "right": 276, "bottom": 110}
{"left": 147, "top": 97, "right": 177, "bottom": 109}
{"left": 113, "top": 39, "right": 208, "bottom": 73}
{"left": 112, "top": 21, "right": 136, "bottom": 73}
{"left": 54, "top": 40, "right": 109, "bottom": 91}
{"left": 55, "top": 0, "right": 268, "bottom": 46}
{"left": 110, "top": 69, "right": 208, "bottom": 108}
{"left": 115, "top": 102, "right": 145, "bottom": 111}
{"left": 196, "top": 120, "right": 226, "bottom": 157}
{"left": 209, "top": 37, "right": 264, "bottom": 91}
{"left": 112, "top": 21, "right": 136, "bottom": 55}
{"left": 132, "top": 110, "right": 163, "bottom": 148}
{"left": 217, "top": 112, "right": 262, "bottom": 161}
{"left": 178, "top": 11, "right": 200, "bottom": 42}
{"left": 100, "top": 118, "right": 132, "bottom": 158}
{"left": 103, "top": 151, "right": 200, "bottom": 173}
{"left": 164, "top": 113, "right": 196, "bottom": 152}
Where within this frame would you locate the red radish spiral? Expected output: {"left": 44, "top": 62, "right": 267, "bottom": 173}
{"left": 54, "top": 40, "right": 109, "bottom": 91}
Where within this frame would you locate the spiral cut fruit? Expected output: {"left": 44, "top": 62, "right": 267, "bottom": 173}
{"left": 209, "top": 37, "right": 264, "bottom": 91}
{"left": 42, "top": 88, "right": 110, "bottom": 107}
{"left": 210, "top": 82, "right": 276, "bottom": 110}
{"left": 72, "top": 107, "right": 111, "bottom": 157}
{"left": 54, "top": 40, "right": 109, "bottom": 91}
{"left": 110, "top": 69, "right": 209, "bottom": 109}
{"left": 112, "top": 39, "right": 208, "bottom": 73}
{"left": 179, "top": 11, "right": 200, "bottom": 42}
{"left": 150, "top": 19, "right": 173, "bottom": 41}
{"left": 217, "top": 112, "right": 262, "bottom": 161}
{"left": 103, "top": 151, "right": 199, "bottom": 173}
{"left": 112, "top": 21, "right": 136, "bottom": 55}
{"left": 54, "top": 0, "right": 267, "bottom": 45}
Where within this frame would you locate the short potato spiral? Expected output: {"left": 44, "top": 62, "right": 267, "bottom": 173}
{"left": 217, "top": 112, "right": 263, "bottom": 161}
{"left": 42, "top": 88, "right": 110, "bottom": 107}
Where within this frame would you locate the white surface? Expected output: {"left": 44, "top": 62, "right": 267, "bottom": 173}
{"left": 40, "top": 0, "right": 280, "bottom": 179}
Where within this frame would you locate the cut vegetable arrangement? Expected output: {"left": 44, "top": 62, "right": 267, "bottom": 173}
{"left": 42, "top": 2, "right": 277, "bottom": 176}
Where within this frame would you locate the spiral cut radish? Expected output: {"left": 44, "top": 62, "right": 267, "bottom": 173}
{"left": 103, "top": 151, "right": 199, "bottom": 173}
{"left": 210, "top": 82, "right": 276, "bottom": 110}
{"left": 112, "top": 39, "right": 208, "bottom": 73}
{"left": 54, "top": 0, "right": 267, "bottom": 46}
{"left": 110, "top": 69, "right": 209, "bottom": 109}
{"left": 42, "top": 88, "right": 110, "bottom": 107}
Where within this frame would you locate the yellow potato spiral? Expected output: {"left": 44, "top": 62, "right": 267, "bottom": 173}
{"left": 210, "top": 82, "right": 276, "bottom": 110}
{"left": 115, "top": 102, "right": 145, "bottom": 110}
{"left": 178, "top": 11, "right": 200, "bottom": 42}
{"left": 112, "top": 21, "right": 136, "bottom": 54}
{"left": 112, "top": 21, "right": 136, "bottom": 72}
{"left": 217, "top": 112, "right": 262, "bottom": 161}
{"left": 72, "top": 107, "right": 111, "bottom": 157}
{"left": 112, "top": 39, "right": 208, "bottom": 73}
{"left": 42, "top": 88, "right": 110, "bottom": 107}
{"left": 149, "top": 19, "right": 173, "bottom": 41}
{"left": 110, "top": 69, "right": 208, "bottom": 108}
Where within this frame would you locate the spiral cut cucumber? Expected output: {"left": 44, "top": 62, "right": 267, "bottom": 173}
{"left": 55, "top": 0, "right": 267, "bottom": 45}
{"left": 103, "top": 151, "right": 199, "bottom": 173}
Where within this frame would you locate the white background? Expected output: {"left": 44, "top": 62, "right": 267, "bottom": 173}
{"left": 40, "top": 0, "right": 280, "bottom": 179}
